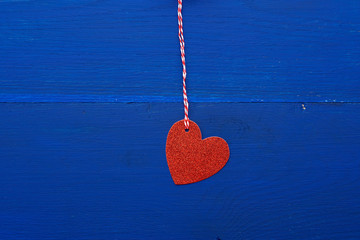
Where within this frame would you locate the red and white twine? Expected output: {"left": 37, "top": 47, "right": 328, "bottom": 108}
{"left": 178, "top": 0, "right": 189, "bottom": 129}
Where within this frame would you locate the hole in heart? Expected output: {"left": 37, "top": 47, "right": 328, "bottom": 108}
{"left": 185, "top": 128, "right": 189, "bottom": 132}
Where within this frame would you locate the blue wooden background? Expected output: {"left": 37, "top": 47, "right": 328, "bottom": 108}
{"left": 1, "top": 0, "right": 360, "bottom": 239}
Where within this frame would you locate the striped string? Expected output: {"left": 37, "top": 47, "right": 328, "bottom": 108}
{"left": 178, "top": 0, "right": 189, "bottom": 130}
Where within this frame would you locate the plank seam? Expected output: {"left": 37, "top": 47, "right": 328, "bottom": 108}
{"left": 0, "top": 94, "right": 357, "bottom": 103}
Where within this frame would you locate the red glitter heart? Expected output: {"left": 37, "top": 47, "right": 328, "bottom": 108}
{"left": 166, "top": 120, "right": 230, "bottom": 185}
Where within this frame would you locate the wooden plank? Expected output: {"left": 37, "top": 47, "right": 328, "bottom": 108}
{"left": 0, "top": 102, "right": 359, "bottom": 239}
{"left": 1, "top": 0, "right": 360, "bottom": 102}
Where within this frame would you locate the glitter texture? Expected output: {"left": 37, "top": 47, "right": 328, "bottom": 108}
{"left": 166, "top": 120, "right": 230, "bottom": 185}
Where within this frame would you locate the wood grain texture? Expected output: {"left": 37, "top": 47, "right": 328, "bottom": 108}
{"left": 1, "top": 0, "right": 360, "bottom": 239}
{"left": 0, "top": 0, "right": 360, "bottom": 102}
{"left": 0, "top": 103, "right": 359, "bottom": 240}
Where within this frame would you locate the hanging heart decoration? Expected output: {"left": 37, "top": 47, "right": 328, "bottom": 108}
{"left": 166, "top": 120, "right": 230, "bottom": 185}
{"left": 165, "top": 0, "right": 230, "bottom": 185}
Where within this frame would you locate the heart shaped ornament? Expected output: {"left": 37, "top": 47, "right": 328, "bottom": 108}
{"left": 166, "top": 120, "right": 230, "bottom": 185}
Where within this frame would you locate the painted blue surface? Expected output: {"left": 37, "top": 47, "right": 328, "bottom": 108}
{"left": 1, "top": 0, "right": 360, "bottom": 239}
{"left": 1, "top": 0, "right": 360, "bottom": 102}
{"left": 1, "top": 103, "right": 360, "bottom": 240}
